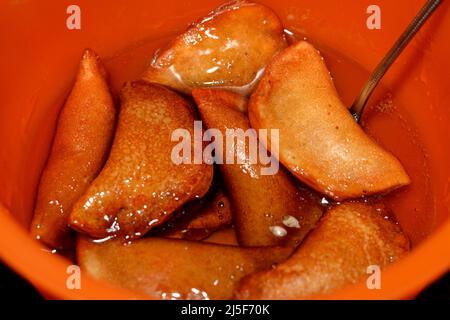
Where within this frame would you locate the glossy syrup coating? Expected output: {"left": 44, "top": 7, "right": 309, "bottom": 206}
{"left": 186, "top": 191, "right": 232, "bottom": 229}
{"left": 30, "top": 49, "right": 116, "bottom": 249}
{"left": 142, "top": 0, "right": 287, "bottom": 96}
{"left": 193, "top": 88, "right": 323, "bottom": 247}
{"left": 156, "top": 188, "right": 233, "bottom": 240}
{"left": 234, "top": 202, "right": 410, "bottom": 299}
{"left": 69, "top": 81, "right": 213, "bottom": 240}
{"left": 77, "top": 236, "right": 292, "bottom": 300}
{"left": 249, "top": 41, "right": 411, "bottom": 201}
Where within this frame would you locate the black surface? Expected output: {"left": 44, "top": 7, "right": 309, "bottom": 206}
{"left": 417, "top": 271, "right": 450, "bottom": 300}
{"left": 0, "top": 260, "right": 448, "bottom": 300}
{"left": 0, "top": 262, "right": 43, "bottom": 300}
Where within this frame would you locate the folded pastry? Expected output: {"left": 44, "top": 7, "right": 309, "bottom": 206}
{"left": 193, "top": 88, "right": 323, "bottom": 247}
{"left": 142, "top": 0, "right": 287, "bottom": 96}
{"left": 248, "top": 41, "right": 410, "bottom": 201}
{"left": 77, "top": 236, "right": 292, "bottom": 300}
{"left": 234, "top": 202, "right": 410, "bottom": 299}
{"left": 69, "top": 81, "right": 213, "bottom": 239}
{"left": 30, "top": 49, "right": 115, "bottom": 249}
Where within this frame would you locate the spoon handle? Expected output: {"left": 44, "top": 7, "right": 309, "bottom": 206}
{"left": 351, "top": 0, "right": 443, "bottom": 122}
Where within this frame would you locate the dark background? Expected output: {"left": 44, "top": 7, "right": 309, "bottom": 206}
{"left": 0, "top": 260, "right": 448, "bottom": 300}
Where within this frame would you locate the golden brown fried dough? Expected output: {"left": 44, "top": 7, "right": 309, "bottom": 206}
{"left": 234, "top": 202, "right": 410, "bottom": 299}
{"left": 248, "top": 41, "right": 410, "bottom": 201}
{"left": 77, "top": 236, "right": 291, "bottom": 300}
{"left": 204, "top": 227, "right": 239, "bottom": 246}
{"left": 193, "top": 89, "right": 323, "bottom": 247}
{"left": 157, "top": 189, "right": 232, "bottom": 240}
{"left": 142, "top": 0, "right": 287, "bottom": 96}
{"left": 186, "top": 191, "right": 231, "bottom": 229}
{"left": 30, "top": 49, "right": 115, "bottom": 249}
{"left": 69, "top": 81, "right": 213, "bottom": 239}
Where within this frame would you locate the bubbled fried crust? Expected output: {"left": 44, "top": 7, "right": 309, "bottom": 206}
{"left": 142, "top": 0, "right": 287, "bottom": 96}
{"left": 248, "top": 41, "right": 410, "bottom": 201}
{"left": 30, "top": 49, "right": 115, "bottom": 249}
{"left": 193, "top": 88, "right": 323, "bottom": 247}
{"left": 234, "top": 202, "right": 410, "bottom": 299}
{"left": 77, "top": 236, "right": 292, "bottom": 300}
{"left": 69, "top": 81, "right": 213, "bottom": 240}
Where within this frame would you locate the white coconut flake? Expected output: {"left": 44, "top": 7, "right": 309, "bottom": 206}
{"left": 282, "top": 215, "right": 301, "bottom": 229}
{"left": 269, "top": 226, "right": 288, "bottom": 237}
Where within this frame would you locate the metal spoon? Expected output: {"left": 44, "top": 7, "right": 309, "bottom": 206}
{"left": 350, "top": 0, "right": 443, "bottom": 122}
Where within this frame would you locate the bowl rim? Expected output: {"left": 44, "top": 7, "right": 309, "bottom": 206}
{"left": 1, "top": 203, "right": 449, "bottom": 299}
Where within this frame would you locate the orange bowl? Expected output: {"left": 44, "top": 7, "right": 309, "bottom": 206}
{"left": 0, "top": 0, "right": 449, "bottom": 299}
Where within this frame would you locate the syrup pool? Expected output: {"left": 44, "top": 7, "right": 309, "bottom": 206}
{"left": 103, "top": 31, "right": 434, "bottom": 246}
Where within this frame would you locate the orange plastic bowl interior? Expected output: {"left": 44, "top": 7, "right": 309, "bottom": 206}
{"left": 0, "top": 0, "right": 449, "bottom": 299}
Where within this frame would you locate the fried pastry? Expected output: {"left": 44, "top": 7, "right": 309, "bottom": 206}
{"left": 248, "top": 41, "right": 410, "bottom": 200}
{"left": 142, "top": 0, "right": 287, "bottom": 96}
{"left": 69, "top": 81, "right": 213, "bottom": 239}
{"left": 77, "top": 236, "right": 291, "bottom": 300}
{"left": 30, "top": 49, "right": 115, "bottom": 249}
{"left": 204, "top": 227, "right": 239, "bottom": 246}
{"left": 157, "top": 189, "right": 232, "bottom": 240}
{"left": 234, "top": 202, "right": 410, "bottom": 299}
{"left": 193, "top": 88, "right": 323, "bottom": 247}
